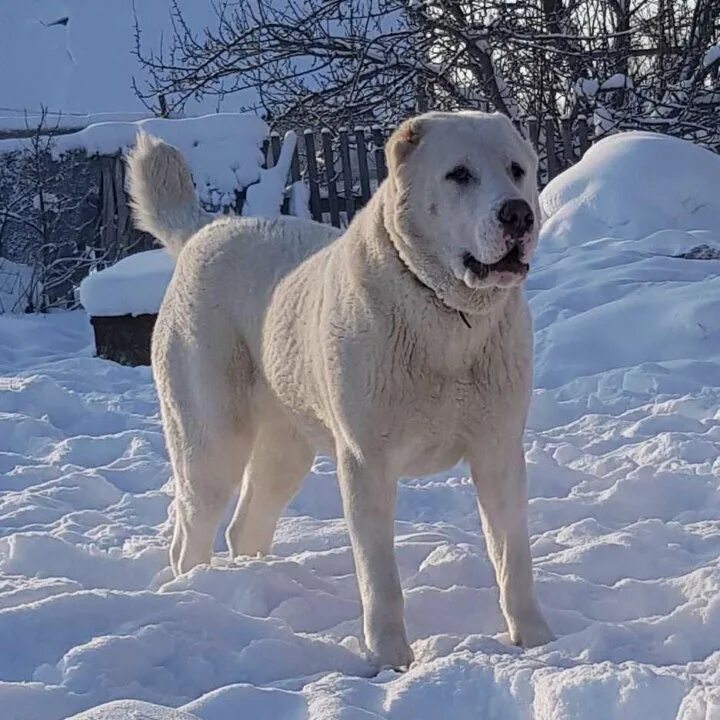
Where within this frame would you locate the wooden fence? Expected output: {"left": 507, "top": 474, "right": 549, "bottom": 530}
{"left": 266, "top": 116, "right": 596, "bottom": 228}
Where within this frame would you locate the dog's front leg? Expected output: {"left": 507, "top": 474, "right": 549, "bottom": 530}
{"left": 469, "top": 443, "right": 554, "bottom": 648}
{"left": 337, "top": 447, "right": 413, "bottom": 671}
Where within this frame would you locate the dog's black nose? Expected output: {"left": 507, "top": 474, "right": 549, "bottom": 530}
{"left": 498, "top": 199, "right": 534, "bottom": 239}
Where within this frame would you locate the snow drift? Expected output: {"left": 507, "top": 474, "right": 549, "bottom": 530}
{"left": 540, "top": 131, "right": 720, "bottom": 250}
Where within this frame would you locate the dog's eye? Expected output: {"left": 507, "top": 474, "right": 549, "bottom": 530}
{"left": 511, "top": 162, "right": 526, "bottom": 181}
{"left": 445, "top": 165, "right": 473, "bottom": 184}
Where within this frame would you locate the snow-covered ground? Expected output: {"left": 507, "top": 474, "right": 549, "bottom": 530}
{"left": 2, "top": 132, "right": 720, "bottom": 719}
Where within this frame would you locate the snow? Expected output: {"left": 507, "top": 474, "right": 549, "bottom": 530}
{"left": 243, "top": 131, "right": 298, "bottom": 218}
{"left": 289, "top": 181, "right": 312, "bottom": 221}
{"left": 600, "top": 73, "right": 633, "bottom": 91}
{"left": 541, "top": 131, "right": 720, "bottom": 251}
{"left": 78, "top": 250, "right": 174, "bottom": 317}
{"left": 0, "top": 1, "right": 258, "bottom": 127}
{"left": 574, "top": 74, "right": 632, "bottom": 99}
{"left": 2, "top": 131, "right": 720, "bottom": 719}
{"left": 574, "top": 78, "right": 600, "bottom": 98}
{"left": 1, "top": 112, "right": 310, "bottom": 317}
{"left": 703, "top": 45, "right": 720, "bottom": 69}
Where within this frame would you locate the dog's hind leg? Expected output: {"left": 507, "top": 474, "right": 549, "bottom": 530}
{"left": 161, "top": 343, "right": 256, "bottom": 576}
{"left": 169, "top": 422, "right": 254, "bottom": 575}
{"left": 226, "top": 416, "right": 313, "bottom": 558}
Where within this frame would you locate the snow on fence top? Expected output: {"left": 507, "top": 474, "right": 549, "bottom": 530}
{"left": 0, "top": 113, "right": 269, "bottom": 208}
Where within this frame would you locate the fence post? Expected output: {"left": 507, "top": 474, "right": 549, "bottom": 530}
{"left": 321, "top": 128, "right": 340, "bottom": 227}
{"left": 303, "top": 130, "right": 323, "bottom": 222}
{"left": 355, "top": 127, "right": 372, "bottom": 206}
{"left": 100, "top": 157, "right": 117, "bottom": 256}
{"left": 269, "top": 132, "right": 282, "bottom": 167}
{"left": 545, "top": 118, "right": 558, "bottom": 182}
{"left": 577, "top": 116, "right": 590, "bottom": 157}
{"left": 338, "top": 128, "right": 355, "bottom": 222}
{"left": 561, "top": 116, "right": 574, "bottom": 169}
{"left": 372, "top": 126, "right": 387, "bottom": 184}
{"left": 114, "top": 155, "right": 130, "bottom": 241}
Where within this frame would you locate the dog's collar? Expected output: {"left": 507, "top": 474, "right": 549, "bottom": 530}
{"left": 390, "top": 238, "right": 473, "bottom": 329}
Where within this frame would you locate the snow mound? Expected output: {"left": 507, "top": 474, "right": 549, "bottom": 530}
{"left": 79, "top": 250, "right": 173, "bottom": 317}
{"left": 541, "top": 132, "right": 720, "bottom": 250}
{"left": 67, "top": 700, "right": 200, "bottom": 720}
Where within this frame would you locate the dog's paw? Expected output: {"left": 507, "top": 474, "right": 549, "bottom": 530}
{"left": 510, "top": 616, "right": 555, "bottom": 648}
{"left": 366, "top": 636, "right": 415, "bottom": 673}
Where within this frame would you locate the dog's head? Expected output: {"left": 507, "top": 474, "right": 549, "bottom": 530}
{"left": 385, "top": 111, "right": 540, "bottom": 305}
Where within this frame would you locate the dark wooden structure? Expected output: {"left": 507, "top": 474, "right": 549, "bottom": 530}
{"left": 90, "top": 314, "right": 156, "bottom": 366}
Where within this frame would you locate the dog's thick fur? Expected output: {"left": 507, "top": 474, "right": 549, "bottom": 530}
{"left": 127, "top": 112, "right": 553, "bottom": 670}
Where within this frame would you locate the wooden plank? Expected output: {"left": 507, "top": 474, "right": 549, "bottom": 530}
{"left": 545, "top": 118, "right": 558, "bottom": 182}
{"left": 100, "top": 157, "right": 117, "bottom": 254}
{"left": 113, "top": 155, "right": 130, "bottom": 239}
{"left": 321, "top": 128, "right": 340, "bottom": 227}
{"left": 270, "top": 132, "right": 282, "bottom": 167}
{"left": 576, "top": 116, "right": 590, "bottom": 156}
{"left": 372, "top": 126, "right": 387, "bottom": 184}
{"left": 303, "top": 130, "right": 322, "bottom": 222}
{"left": 290, "top": 142, "right": 301, "bottom": 183}
{"left": 355, "top": 127, "right": 372, "bottom": 204}
{"left": 561, "top": 116, "right": 574, "bottom": 168}
{"left": 338, "top": 128, "right": 355, "bottom": 222}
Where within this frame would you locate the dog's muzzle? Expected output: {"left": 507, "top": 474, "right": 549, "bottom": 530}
{"left": 462, "top": 243, "right": 529, "bottom": 279}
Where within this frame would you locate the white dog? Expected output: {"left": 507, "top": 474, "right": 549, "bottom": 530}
{"left": 126, "top": 111, "right": 554, "bottom": 670}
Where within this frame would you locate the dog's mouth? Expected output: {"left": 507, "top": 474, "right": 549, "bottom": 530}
{"left": 462, "top": 244, "right": 529, "bottom": 279}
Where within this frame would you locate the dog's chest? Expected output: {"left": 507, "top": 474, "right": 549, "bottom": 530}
{"left": 378, "top": 324, "right": 530, "bottom": 475}
{"left": 378, "top": 372, "right": 488, "bottom": 476}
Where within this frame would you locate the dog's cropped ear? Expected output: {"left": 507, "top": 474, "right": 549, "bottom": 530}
{"left": 386, "top": 118, "right": 424, "bottom": 174}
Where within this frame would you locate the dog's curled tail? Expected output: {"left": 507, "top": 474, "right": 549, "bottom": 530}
{"left": 126, "top": 132, "right": 211, "bottom": 258}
